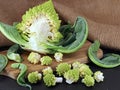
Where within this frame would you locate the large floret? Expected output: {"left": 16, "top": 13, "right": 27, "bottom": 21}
{"left": 16, "top": 0, "right": 62, "bottom": 54}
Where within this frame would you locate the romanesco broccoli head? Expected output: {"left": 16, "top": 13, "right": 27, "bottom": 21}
{"left": 43, "top": 74, "right": 56, "bottom": 87}
{"left": 40, "top": 56, "right": 52, "bottom": 65}
{"left": 16, "top": 0, "right": 62, "bottom": 54}
{"left": 64, "top": 69, "right": 80, "bottom": 84}
{"left": 56, "top": 63, "right": 71, "bottom": 76}
{"left": 27, "top": 71, "right": 42, "bottom": 84}
{"left": 27, "top": 52, "right": 41, "bottom": 64}
{"left": 79, "top": 64, "right": 93, "bottom": 78}
{"left": 94, "top": 71, "right": 104, "bottom": 83}
{"left": 54, "top": 52, "right": 63, "bottom": 62}
{"left": 82, "top": 75, "right": 95, "bottom": 87}
{"left": 42, "top": 67, "right": 53, "bottom": 76}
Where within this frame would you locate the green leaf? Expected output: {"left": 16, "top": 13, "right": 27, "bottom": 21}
{"left": 0, "top": 22, "right": 27, "bottom": 45}
{"left": 88, "top": 40, "right": 120, "bottom": 68}
{"left": 7, "top": 44, "right": 23, "bottom": 62}
{"left": 0, "top": 54, "right": 8, "bottom": 72}
{"left": 11, "top": 63, "right": 32, "bottom": 90}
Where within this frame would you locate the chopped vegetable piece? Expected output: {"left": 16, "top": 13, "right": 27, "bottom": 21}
{"left": 0, "top": 54, "right": 8, "bottom": 72}
{"left": 54, "top": 52, "right": 63, "bottom": 62}
{"left": 64, "top": 69, "right": 79, "bottom": 84}
{"left": 42, "top": 67, "right": 53, "bottom": 76}
{"left": 82, "top": 75, "right": 95, "bottom": 87}
{"left": 40, "top": 56, "right": 52, "bottom": 65}
{"left": 72, "top": 61, "right": 82, "bottom": 69}
{"left": 79, "top": 64, "right": 93, "bottom": 78}
{"left": 7, "top": 44, "right": 23, "bottom": 62}
{"left": 94, "top": 71, "right": 104, "bottom": 83}
{"left": 11, "top": 63, "right": 32, "bottom": 90}
{"left": 28, "top": 71, "right": 42, "bottom": 84}
{"left": 28, "top": 52, "right": 41, "bottom": 64}
{"left": 43, "top": 74, "right": 63, "bottom": 87}
{"left": 56, "top": 63, "right": 71, "bottom": 76}
{"left": 88, "top": 40, "right": 120, "bottom": 68}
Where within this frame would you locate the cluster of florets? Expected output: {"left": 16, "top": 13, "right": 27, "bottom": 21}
{"left": 27, "top": 51, "right": 104, "bottom": 87}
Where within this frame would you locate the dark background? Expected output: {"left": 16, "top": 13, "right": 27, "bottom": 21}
{"left": 0, "top": 47, "right": 120, "bottom": 90}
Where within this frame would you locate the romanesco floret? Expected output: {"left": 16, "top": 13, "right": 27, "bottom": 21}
{"left": 56, "top": 63, "right": 71, "bottom": 76}
{"left": 42, "top": 67, "right": 53, "bottom": 76}
{"left": 28, "top": 52, "right": 41, "bottom": 64}
{"left": 79, "top": 64, "right": 93, "bottom": 78}
{"left": 72, "top": 61, "right": 82, "bottom": 69}
{"left": 64, "top": 69, "right": 80, "bottom": 84}
{"left": 94, "top": 71, "right": 104, "bottom": 83}
{"left": 82, "top": 75, "right": 95, "bottom": 87}
{"left": 40, "top": 56, "right": 52, "bottom": 65}
{"left": 27, "top": 71, "right": 42, "bottom": 84}
{"left": 54, "top": 52, "right": 63, "bottom": 62}
{"left": 43, "top": 74, "right": 63, "bottom": 87}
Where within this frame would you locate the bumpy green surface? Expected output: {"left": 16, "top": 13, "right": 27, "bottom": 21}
{"left": 64, "top": 69, "right": 79, "bottom": 83}
{"left": 82, "top": 75, "right": 95, "bottom": 87}
{"left": 28, "top": 71, "right": 42, "bottom": 84}
{"left": 43, "top": 74, "right": 56, "bottom": 87}
{"left": 42, "top": 67, "right": 53, "bottom": 76}
{"left": 79, "top": 64, "right": 93, "bottom": 78}
{"left": 56, "top": 63, "right": 71, "bottom": 76}
{"left": 40, "top": 56, "right": 52, "bottom": 65}
{"left": 16, "top": 0, "right": 61, "bottom": 42}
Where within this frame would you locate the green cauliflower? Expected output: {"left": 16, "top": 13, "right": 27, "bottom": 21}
{"left": 54, "top": 52, "right": 63, "bottom": 62}
{"left": 0, "top": 0, "right": 88, "bottom": 54}
{"left": 82, "top": 75, "right": 95, "bottom": 87}
{"left": 42, "top": 67, "right": 53, "bottom": 76}
{"left": 43, "top": 74, "right": 63, "bottom": 87}
{"left": 56, "top": 63, "right": 71, "bottom": 76}
{"left": 40, "top": 56, "right": 52, "bottom": 65}
{"left": 27, "top": 52, "right": 41, "bottom": 64}
{"left": 79, "top": 64, "right": 93, "bottom": 78}
{"left": 72, "top": 61, "right": 82, "bottom": 69}
{"left": 27, "top": 71, "right": 42, "bottom": 84}
{"left": 94, "top": 71, "right": 104, "bottom": 83}
{"left": 64, "top": 69, "right": 80, "bottom": 84}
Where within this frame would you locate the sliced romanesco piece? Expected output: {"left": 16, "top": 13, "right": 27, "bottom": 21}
{"left": 43, "top": 74, "right": 63, "bottom": 87}
{"left": 27, "top": 71, "right": 42, "bottom": 84}
{"left": 27, "top": 52, "right": 41, "bottom": 64}
{"left": 42, "top": 67, "right": 53, "bottom": 76}
{"left": 82, "top": 75, "right": 95, "bottom": 87}
{"left": 94, "top": 71, "right": 104, "bottom": 83}
{"left": 79, "top": 64, "right": 93, "bottom": 78}
{"left": 40, "top": 56, "right": 52, "bottom": 65}
{"left": 64, "top": 69, "right": 80, "bottom": 84}
{"left": 72, "top": 61, "right": 82, "bottom": 69}
{"left": 56, "top": 63, "right": 71, "bottom": 76}
{"left": 54, "top": 52, "right": 63, "bottom": 62}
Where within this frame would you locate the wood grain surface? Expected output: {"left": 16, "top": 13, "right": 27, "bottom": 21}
{"left": 0, "top": 41, "right": 103, "bottom": 79}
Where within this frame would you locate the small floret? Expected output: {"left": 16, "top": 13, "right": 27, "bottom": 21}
{"left": 82, "top": 75, "right": 95, "bottom": 87}
{"left": 27, "top": 52, "right": 41, "bottom": 64}
{"left": 43, "top": 74, "right": 63, "bottom": 87}
{"left": 79, "top": 64, "right": 93, "bottom": 78}
{"left": 64, "top": 69, "right": 80, "bottom": 84}
{"left": 54, "top": 52, "right": 63, "bottom": 62}
{"left": 56, "top": 63, "right": 71, "bottom": 76}
{"left": 72, "top": 61, "right": 82, "bottom": 69}
{"left": 94, "top": 71, "right": 104, "bottom": 83}
{"left": 40, "top": 56, "right": 52, "bottom": 65}
{"left": 42, "top": 67, "right": 53, "bottom": 76}
{"left": 27, "top": 71, "right": 42, "bottom": 84}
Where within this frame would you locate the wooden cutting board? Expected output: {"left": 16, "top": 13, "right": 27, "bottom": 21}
{"left": 0, "top": 41, "right": 103, "bottom": 79}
